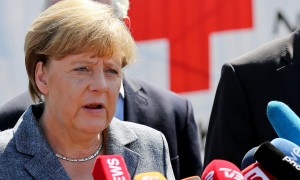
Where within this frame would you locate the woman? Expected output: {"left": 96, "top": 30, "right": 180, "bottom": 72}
{"left": 0, "top": 0, "right": 175, "bottom": 179}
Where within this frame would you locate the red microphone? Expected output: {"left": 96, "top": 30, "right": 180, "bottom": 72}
{"left": 92, "top": 155, "right": 131, "bottom": 180}
{"left": 241, "top": 162, "right": 275, "bottom": 180}
{"left": 201, "top": 159, "right": 244, "bottom": 180}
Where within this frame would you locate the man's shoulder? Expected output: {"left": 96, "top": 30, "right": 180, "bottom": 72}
{"left": 230, "top": 34, "right": 290, "bottom": 67}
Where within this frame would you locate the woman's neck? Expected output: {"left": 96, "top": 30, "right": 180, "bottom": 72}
{"left": 39, "top": 112, "right": 104, "bottom": 159}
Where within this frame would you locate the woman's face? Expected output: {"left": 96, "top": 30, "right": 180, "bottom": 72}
{"left": 37, "top": 50, "right": 122, "bottom": 134}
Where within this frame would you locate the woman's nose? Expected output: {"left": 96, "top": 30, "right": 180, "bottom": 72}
{"left": 89, "top": 70, "right": 107, "bottom": 92}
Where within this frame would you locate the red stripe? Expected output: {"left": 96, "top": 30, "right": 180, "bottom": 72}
{"left": 129, "top": 0, "right": 253, "bottom": 92}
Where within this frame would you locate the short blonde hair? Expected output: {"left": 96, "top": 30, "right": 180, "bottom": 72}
{"left": 25, "top": 0, "right": 136, "bottom": 102}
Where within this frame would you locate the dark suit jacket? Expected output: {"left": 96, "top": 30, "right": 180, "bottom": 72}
{"left": 0, "top": 76, "right": 202, "bottom": 179}
{"left": 204, "top": 29, "right": 300, "bottom": 169}
{"left": 0, "top": 104, "right": 175, "bottom": 179}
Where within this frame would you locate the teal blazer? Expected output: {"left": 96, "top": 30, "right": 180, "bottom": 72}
{"left": 0, "top": 104, "right": 175, "bottom": 179}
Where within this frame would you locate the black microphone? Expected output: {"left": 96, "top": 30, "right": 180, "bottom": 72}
{"left": 254, "top": 141, "right": 300, "bottom": 179}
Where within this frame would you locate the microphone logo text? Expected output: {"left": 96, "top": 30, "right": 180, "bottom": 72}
{"left": 282, "top": 156, "right": 300, "bottom": 171}
{"left": 107, "top": 158, "right": 127, "bottom": 180}
{"left": 219, "top": 168, "right": 244, "bottom": 180}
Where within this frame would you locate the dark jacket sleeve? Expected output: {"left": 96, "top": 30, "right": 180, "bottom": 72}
{"left": 204, "top": 62, "right": 256, "bottom": 168}
{"left": 179, "top": 99, "right": 203, "bottom": 177}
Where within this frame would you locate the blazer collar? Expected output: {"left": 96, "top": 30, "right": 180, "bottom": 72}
{"left": 123, "top": 76, "right": 148, "bottom": 124}
{"left": 106, "top": 118, "right": 140, "bottom": 177}
{"left": 14, "top": 104, "right": 69, "bottom": 179}
{"left": 13, "top": 105, "right": 141, "bottom": 179}
{"left": 277, "top": 29, "right": 300, "bottom": 115}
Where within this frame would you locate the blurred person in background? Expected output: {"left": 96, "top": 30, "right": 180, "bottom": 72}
{"left": 0, "top": 0, "right": 175, "bottom": 179}
{"left": 204, "top": 28, "right": 300, "bottom": 168}
{"left": 0, "top": 0, "right": 203, "bottom": 178}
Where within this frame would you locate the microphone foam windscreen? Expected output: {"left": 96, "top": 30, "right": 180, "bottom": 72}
{"left": 201, "top": 159, "right": 244, "bottom": 180}
{"left": 240, "top": 146, "right": 257, "bottom": 170}
{"left": 267, "top": 101, "right": 300, "bottom": 146}
{"left": 271, "top": 138, "right": 300, "bottom": 164}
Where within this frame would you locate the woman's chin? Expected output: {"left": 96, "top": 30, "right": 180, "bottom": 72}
{"left": 79, "top": 122, "right": 106, "bottom": 134}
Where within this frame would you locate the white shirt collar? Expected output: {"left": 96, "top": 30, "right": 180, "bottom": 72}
{"left": 119, "top": 80, "right": 124, "bottom": 98}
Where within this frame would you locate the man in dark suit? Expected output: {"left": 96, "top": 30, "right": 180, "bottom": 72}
{"left": 204, "top": 29, "right": 300, "bottom": 169}
{"left": 0, "top": 75, "right": 202, "bottom": 179}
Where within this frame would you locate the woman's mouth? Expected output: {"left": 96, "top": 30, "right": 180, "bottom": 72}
{"left": 83, "top": 103, "right": 105, "bottom": 114}
{"left": 84, "top": 103, "right": 104, "bottom": 109}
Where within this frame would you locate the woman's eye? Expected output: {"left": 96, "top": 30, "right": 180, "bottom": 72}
{"left": 75, "top": 67, "right": 89, "bottom": 72}
{"left": 106, "top": 68, "right": 119, "bottom": 75}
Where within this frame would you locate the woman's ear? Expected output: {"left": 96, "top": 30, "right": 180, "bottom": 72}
{"left": 35, "top": 61, "right": 49, "bottom": 95}
{"left": 123, "top": 16, "right": 131, "bottom": 29}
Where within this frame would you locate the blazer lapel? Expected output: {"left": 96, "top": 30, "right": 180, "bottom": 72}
{"left": 24, "top": 152, "right": 69, "bottom": 179}
{"left": 123, "top": 77, "right": 148, "bottom": 124}
{"left": 277, "top": 30, "right": 300, "bottom": 115}
{"left": 106, "top": 119, "right": 140, "bottom": 177}
{"left": 14, "top": 108, "right": 69, "bottom": 179}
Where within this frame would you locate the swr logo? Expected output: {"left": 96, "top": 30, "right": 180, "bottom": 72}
{"left": 106, "top": 158, "right": 127, "bottom": 180}
{"left": 219, "top": 168, "right": 244, "bottom": 180}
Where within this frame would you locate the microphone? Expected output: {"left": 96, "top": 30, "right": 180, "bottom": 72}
{"left": 241, "top": 138, "right": 300, "bottom": 179}
{"left": 133, "top": 172, "right": 166, "bottom": 180}
{"left": 242, "top": 137, "right": 300, "bottom": 169}
{"left": 241, "top": 145, "right": 276, "bottom": 179}
{"left": 241, "top": 162, "right": 274, "bottom": 180}
{"left": 240, "top": 146, "right": 257, "bottom": 170}
{"left": 201, "top": 159, "right": 244, "bottom": 180}
{"left": 266, "top": 101, "right": 300, "bottom": 146}
{"left": 181, "top": 176, "right": 201, "bottom": 180}
{"left": 92, "top": 155, "right": 131, "bottom": 180}
{"left": 241, "top": 147, "right": 274, "bottom": 180}
{"left": 254, "top": 141, "right": 300, "bottom": 179}
{"left": 271, "top": 138, "right": 300, "bottom": 164}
